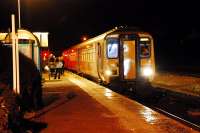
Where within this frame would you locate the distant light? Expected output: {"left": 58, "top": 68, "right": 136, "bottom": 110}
{"left": 81, "top": 36, "right": 88, "bottom": 41}
{"left": 83, "top": 37, "right": 87, "bottom": 41}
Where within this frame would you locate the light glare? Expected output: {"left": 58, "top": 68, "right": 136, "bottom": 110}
{"left": 105, "top": 70, "right": 112, "bottom": 76}
{"left": 140, "top": 38, "right": 149, "bottom": 41}
{"left": 142, "top": 67, "right": 153, "bottom": 77}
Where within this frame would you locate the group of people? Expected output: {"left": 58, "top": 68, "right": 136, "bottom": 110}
{"left": 48, "top": 56, "right": 64, "bottom": 79}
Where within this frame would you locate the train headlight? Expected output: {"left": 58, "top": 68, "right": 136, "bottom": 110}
{"left": 105, "top": 70, "right": 112, "bottom": 76}
{"left": 142, "top": 67, "right": 153, "bottom": 77}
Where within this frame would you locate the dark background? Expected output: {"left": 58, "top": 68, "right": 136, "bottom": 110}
{"left": 0, "top": 0, "right": 200, "bottom": 71}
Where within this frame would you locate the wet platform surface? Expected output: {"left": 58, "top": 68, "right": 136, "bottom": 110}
{"left": 31, "top": 72, "right": 199, "bottom": 133}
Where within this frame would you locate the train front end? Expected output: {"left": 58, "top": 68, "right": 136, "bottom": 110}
{"left": 137, "top": 33, "right": 155, "bottom": 81}
{"left": 102, "top": 30, "right": 155, "bottom": 91}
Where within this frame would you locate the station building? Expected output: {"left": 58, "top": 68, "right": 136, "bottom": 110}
{"left": 0, "top": 29, "right": 49, "bottom": 71}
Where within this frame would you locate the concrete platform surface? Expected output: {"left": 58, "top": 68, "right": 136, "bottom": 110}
{"left": 30, "top": 72, "right": 199, "bottom": 133}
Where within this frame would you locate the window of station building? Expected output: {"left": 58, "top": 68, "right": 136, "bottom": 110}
{"left": 106, "top": 38, "right": 119, "bottom": 58}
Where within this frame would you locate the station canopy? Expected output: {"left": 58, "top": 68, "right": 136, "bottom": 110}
{"left": 1, "top": 29, "right": 48, "bottom": 47}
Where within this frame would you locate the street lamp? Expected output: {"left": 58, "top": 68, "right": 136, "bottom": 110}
{"left": 17, "top": 0, "right": 21, "bottom": 28}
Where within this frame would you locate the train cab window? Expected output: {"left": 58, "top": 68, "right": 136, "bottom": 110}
{"left": 140, "top": 43, "right": 150, "bottom": 58}
{"left": 106, "top": 38, "right": 119, "bottom": 58}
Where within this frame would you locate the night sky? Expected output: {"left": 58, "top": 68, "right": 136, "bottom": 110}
{"left": 0, "top": 0, "right": 200, "bottom": 71}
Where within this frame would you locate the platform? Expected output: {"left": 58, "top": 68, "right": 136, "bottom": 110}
{"left": 30, "top": 71, "right": 199, "bottom": 133}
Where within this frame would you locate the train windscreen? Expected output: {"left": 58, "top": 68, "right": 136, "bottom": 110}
{"left": 140, "top": 39, "right": 151, "bottom": 58}
{"left": 106, "top": 38, "right": 119, "bottom": 58}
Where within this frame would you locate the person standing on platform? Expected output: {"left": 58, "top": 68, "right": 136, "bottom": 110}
{"left": 54, "top": 58, "right": 63, "bottom": 79}
{"left": 61, "top": 58, "right": 65, "bottom": 75}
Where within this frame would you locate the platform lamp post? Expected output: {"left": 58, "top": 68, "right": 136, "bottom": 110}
{"left": 12, "top": 0, "right": 21, "bottom": 94}
{"left": 17, "top": 0, "right": 21, "bottom": 29}
{"left": 11, "top": 0, "right": 21, "bottom": 95}
{"left": 12, "top": 14, "right": 20, "bottom": 94}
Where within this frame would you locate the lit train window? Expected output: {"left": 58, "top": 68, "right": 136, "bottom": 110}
{"left": 140, "top": 43, "right": 150, "bottom": 58}
{"left": 106, "top": 38, "right": 119, "bottom": 58}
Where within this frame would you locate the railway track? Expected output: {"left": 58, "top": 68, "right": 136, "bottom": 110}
{"left": 153, "top": 107, "right": 200, "bottom": 131}
{"left": 124, "top": 88, "right": 200, "bottom": 132}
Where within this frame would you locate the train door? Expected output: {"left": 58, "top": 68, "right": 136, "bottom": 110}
{"left": 77, "top": 49, "right": 81, "bottom": 73}
{"left": 120, "top": 35, "right": 137, "bottom": 80}
{"left": 96, "top": 42, "right": 103, "bottom": 80}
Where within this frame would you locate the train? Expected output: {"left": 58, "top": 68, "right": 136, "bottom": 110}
{"left": 62, "top": 27, "right": 155, "bottom": 93}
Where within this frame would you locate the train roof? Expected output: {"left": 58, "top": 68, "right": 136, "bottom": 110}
{"left": 68, "top": 26, "right": 148, "bottom": 49}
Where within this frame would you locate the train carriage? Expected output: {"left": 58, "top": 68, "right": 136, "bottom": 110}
{"left": 63, "top": 27, "right": 155, "bottom": 93}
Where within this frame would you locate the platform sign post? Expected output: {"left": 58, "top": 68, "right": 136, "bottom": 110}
{"left": 11, "top": 14, "right": 20, "bottom": 94}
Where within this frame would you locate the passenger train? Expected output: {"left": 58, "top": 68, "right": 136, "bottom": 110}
{"left": 62, "top": 27, "right": 155, "bottom": 93}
